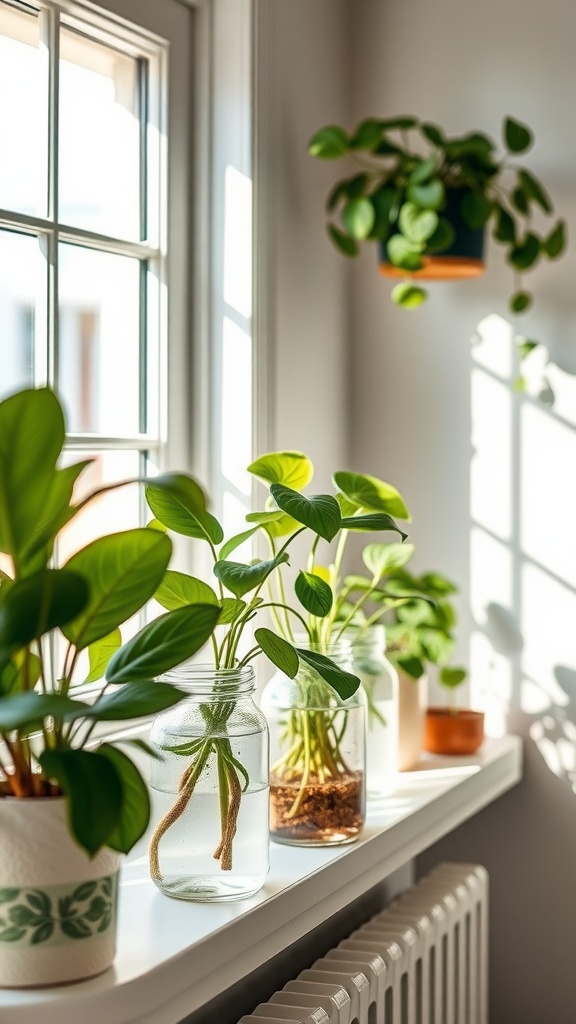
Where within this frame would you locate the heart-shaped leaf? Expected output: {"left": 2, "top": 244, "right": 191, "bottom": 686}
{"left": 308, "top": 125, "right": 349, "bottom": 159}
{"left": 62, "top": 529, "right": 172, "bottom": 650}
{"left": 333, "top": 472, "right": 410, "bottom": 519}
{"left": 362, "top": 542, "right": 415, "bottom": 579}
{"left": 386, "top": 234, "right": 425, "bottom": 271}
{"left": 255, "top": 627, "right": 299, "bottom": 678}
{"left": 270, "top": 485, "right": 341, "bottom": 542}
{"left": 504, "top": 116, "right": 532, "bottom": 154}
{"left": 154, "top": 570, "right": 218, "bottom": 611}
{"left": 543, "top": 220, "right": 566, "bottom": 259}
{"left": 105, "top": 603, "right": 221, "bottom": 683}
{"left": 213, "top": 552, "right": 289, "bottom": 599}
{"left": 517, "top": 169, "right": 551, "bottom": 213}
{"left": 440, "top": 666, "right": 467, "bottom": 689}
{"left": 342, "top": 197, "right": 375, "bottom": 239}
{"left": 398, "top": 201, "right": 438, "bottom": 243}
{"left": 406, "top": 178, "right": 445, "bottom": 211}
{"left": 294, "top": 571, "right": 333, "bottom": 617}
{"left": 145, "top": 473, "right": 223, "bottom": 544}
{"left": 328, "top": 224, "right": 359, "bottom": 257}
{"left": 509, "top": 233, "right": 540, "bottom": 271}
{"left": 391, "top": 282, "right": 427, "bottom": 309}
{"left": 248, "top": 451, "right": 314, "bottom": 490}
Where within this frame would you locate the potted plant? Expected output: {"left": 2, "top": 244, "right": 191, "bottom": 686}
{"left": 143, "top": 451, "right": 409, "bottom": 872}
{"left": 0, "top": 387, "right": 222, "bottom": 986}
{"left": 424, "top": 666, "right": 484, "bottom": 756}
{"left": 308, "top": 113, "right": 567, "bottom": 394}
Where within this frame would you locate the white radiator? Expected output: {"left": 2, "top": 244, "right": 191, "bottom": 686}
{"left": 238, "top": 862, "right": 488, "bottom": 1024}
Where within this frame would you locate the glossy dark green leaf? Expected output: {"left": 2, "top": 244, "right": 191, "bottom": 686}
{"left": 218, "top": 598, "right": 246, "bottom": 624}
{"left": 368, "top": 186, "right": 398, "bottom": 240}
{"left": 342, "top": 197, "right": 375, "bottom": 239}
{"left": 295, "top": 648, "right": 360, "bottom": 701}
{"left": 509, "top": 233, "right": 540, "bottom": 271}
{"left": 460, "top": 190, "right": 492, "bottom": 229}
{"left": 394, "top": 654, "right": 425, "bottom": 679}
{"left": 294, "top": 571, "right": 333, "bottom": 617}
{"left": 398, "top": 202, "right": 438, "bottom": 244}
{"left": 247, "top": 451, "right": 314, "bottom": 490}
{"left": 22, "top": 459, "right": 93, "bottom": 570}
{"left": 62, "top": 530, "right": 172, "bottom": 650}
{"left": 493, "top": 205, "right": 516, "bottom": 244}
{"left": 333, "top": 471, "right": 410, "bottom": 519}
{"left": 88, "top": 680, "right": 186, "bottom": 721}
{"left": 106, "top": 604, "right": 221, "bottom": 683}
{"left": 0, "top": 388, "right": 64, "bottom": 571}
{"left": 0, "top": 569, "right": 89, "bottom": 649}
{"left": 509, "top": 291, "right": 532, "bottom": 314}
{"left": 85, "top": 629, "right": 122, "bottom": 684}
{"left": 270, "top": 485, "right": 342, "bottom": 542}
{"left": 380, "top": 116, "right": 418, "bottom": 130}
{"left": 218, "top": 527, "right": 259, "bottom": 560}
{"left": 543, "top": 220, "right": 566, "bottom": 259}
{"left": 439, "top": 666, "right": 467, "bottom": 689}
{"left": 349, "top": 118, "right": 384, "bottom": 150}
{"left": 308, "top": 125, "right": 349, "bottom": 159}
{"left": 340, "top": 513, "right": 408, "bottom": 540}
{"left": 213, "top": 553, "right": 289, "bottom": 599}
{"left": 39, "top": 748, "right": 123, "bottom": 856}
{"left": 391, "top": 282, "right": 427, "bottom": 309}
{"left": 145, "top": 473, "right": 223, "bottom": 544}
{"left": 255, "top": 627, "right": 299, "bottom": 678}
{"left": 406, "top": 178, "right": 445, "bottom": 211}
{"left": 328, "top": 223, "right": 359, "bottom": 257}
{"left": 154, "top": 570, "right": 218, "bottom": 611}
{"left": 504, "top": 116, "right": 532, "bottom": 154}
{"left": 97, "top": 745, "right": 151, "bottom": 854}
{"left": 386, "top": 234, "right": 424, "bottom": 271}
{"left": 0, "top": 692, "right": 84, "bottom": 731}
{"left": 420, "top": 122, "right": 445, "bottom": 146}
{"left": 517, "top": 169, "right": 552, "bottom": 213}
{"left": 511, "top": 187, "right": 529, "bottom": 215}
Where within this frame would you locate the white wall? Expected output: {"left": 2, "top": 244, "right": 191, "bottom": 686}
{"left": 347, "top": 1, "right": 576, "bottom": 1021}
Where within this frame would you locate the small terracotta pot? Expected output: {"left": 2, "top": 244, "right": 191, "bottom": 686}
{"left": 424, "top": 706, "right": 485, "bottom": 756}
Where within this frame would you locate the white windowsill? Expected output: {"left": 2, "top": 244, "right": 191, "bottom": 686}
{"left": 0, "top": 735, "right": 522, "bottom": 1024}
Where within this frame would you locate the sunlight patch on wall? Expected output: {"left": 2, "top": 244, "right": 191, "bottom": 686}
{"left": 221, "top": 316, "right": 252, "bottom": 504}
{"left": 470, "top": 367, "right": 512, "bottom": 540}
{"left": 472, "top": 313, "right": 513, "bottom": 380}
{"left": 521, "top": 561, "right": 576, "bottom": 712}
{"left": 224, "top": 165, "right": 252, "bottom": 321}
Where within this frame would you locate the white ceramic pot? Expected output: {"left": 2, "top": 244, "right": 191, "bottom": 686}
{"left": 0, "top": 797, "right": 120, "bottom": 987}
{"left": 398, "top": 672, "right": 428, "bottom": 771}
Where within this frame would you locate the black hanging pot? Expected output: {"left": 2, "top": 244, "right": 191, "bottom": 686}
{"left": 379, "top": 187, "right": 486, "bottom": 281}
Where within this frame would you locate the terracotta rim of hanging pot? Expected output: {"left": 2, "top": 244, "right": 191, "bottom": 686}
{"left": 424, "top": 706, "right": 485, "bottom": 756}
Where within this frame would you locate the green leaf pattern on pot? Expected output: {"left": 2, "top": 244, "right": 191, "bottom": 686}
{"left": 0, "top": 874, "right": 118, "bottom": 946}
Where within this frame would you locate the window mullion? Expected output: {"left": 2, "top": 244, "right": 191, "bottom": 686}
{"left": 42, "top": 2, "right": 59, "bottom": 389}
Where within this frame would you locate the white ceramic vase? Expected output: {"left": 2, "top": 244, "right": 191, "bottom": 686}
{"left": 398, "top": 672, "right": 428, "bottom": 771}
{"left": 0, "top": 797, "right": 120, "bottom": 987}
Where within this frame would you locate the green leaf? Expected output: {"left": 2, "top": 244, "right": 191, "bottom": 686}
{"left": 39, "top": 748, "right": 123, "bottom": 856}
{"left": 421, "top": 122, "right": 445, "bottom": 146}
{"left": 85, "top": 629, "right": 122, "bottom": 684}
{"left": 0, "top": 692, "right": 88, "bottom": 731}
{"left": 426, "top": 217, "right": 456, "bottom": 254}
{"left": 408, "top": 157, "right": 437, "bottom": 185}
{"left": 335, "top": 492, "right": 361, "bottom": 517}
{"left": 459, "top": 190, "right": 492, "bottom": 230}
{"left": 406, "top": 178, "right": 445, "bottom": 211}
{"left": 349, "top": 118, "right": 384, "bottom": 151}
{"left": 154, "top": 570, "right": 218, "bottom": 611}
{"left": 391, "top": 282, "right": 428, "bottom": 309}
{"left": 246, "top": 509, "right": 301, "bottom": 538}
{"left": 380, "top": 116, "right": 418, "bottom": 130}
{"left": 213, "top": 553, "right": 289, "bottom": 599}
{"left": 270, "top": 485, "right": 342, "bottom": 542}
{"left": 62, "top": 530, "right": 172, "bottom": 650}
{"left": 386, "top": 234, "right": 424, "bottom": 271}
{"left": 398, "top": 202, "right": 438, "bottom": 244}
{"left": 333, "top": 471, "right": 410, "bottom": 519}
{"left": 106, "top": 604, "right": 221, "bottom": 683}
{"left": 294, "top": 571, "right": 333, "bottom": 617}
{"left": 296, "top": 649, "right": 360, "bottom": 701}
{"left": 23, "top": 460, "right": 93, "bottom": 570}
{"left": 504, "top": 116, "right": 532, "bottom": 154}
{"left": 543, "top": 220, "right": 566, "bottom": 259}
{"left": 217, "top": 597, "right": 246, "bottom": 624}
{"left": 0, "top": 569, "right": 89, "bottom": 649}
{"left": 255, "top": 627, "right": 299, "bottom": 678}
{"left": 342, "top": 197, "right": 375, "bottom": 239}
{"left": 493, "top": 205, "right": 516, "bottom": 244}
{"left": 0, "top": 388, "right": 64, "bottom": 572}
{"left": 511, "top": 187, "right": 529, "bottom": 215}
{"left": 517, "top": 169, "right": 552, "bottom": 213}
{"left": 328, "top": 223, "right": 359, "bottom": 257}
{"left": 509, "top": 291, "right": 532, "bottom": 314}
{"left": 308, "top": 125, "right": 349, "bottom": 159}
{"left": 362, "top": 542, "right": 415, "bottom": 579}
{"left": 340, "top": 513, "right": 408, "bottom": 540}
{"left": 88, "top": 680, "right": 186, "bottom": 722}
{"left": 420, "top": 628, "right": 454, "bottom": 664}
{"left": 440, "top": 666, "right": 467, "bottom": 689}
{"left": 394, "top": 654, "right": 425, "bottom": 679}
{"left": 218, "top": 527, "right": 259, "bottom": 560}
{"left": 145, "top": 473, "right": 223, "bottom": 544}
{"left": 509, "top": 233, "right": 540, "bottom": 271}
{"left": 247, "top": 451, "right": 314, "bottom": 490}
{"left": 96, "top": 745, "right": 150, "bottom": 854}
{"left": 368, "top": 187, "right": 398, "bottom": 241}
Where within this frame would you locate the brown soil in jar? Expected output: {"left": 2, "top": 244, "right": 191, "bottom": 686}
{"left": 270, "top": 771, "right": 364, "bottom": 844}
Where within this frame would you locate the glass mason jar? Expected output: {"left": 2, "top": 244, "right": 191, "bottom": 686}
{"left": 260, "top": 639, "right": 366, "bottom": 847}
{"left": 346, "top": 624, "right": 399, "bottom": 798}
{"left": 148, "top": 664, "right": 269, "bottom": 902}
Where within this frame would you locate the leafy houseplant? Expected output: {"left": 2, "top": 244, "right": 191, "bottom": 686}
{"left": 143, "top": 451, "right": 410, "bottom": 864}
{"left": 308, "top": 114, "right": 567, "bottom": 392}
{"left": 0, "top": 387, "right": 221, "bottom": 983}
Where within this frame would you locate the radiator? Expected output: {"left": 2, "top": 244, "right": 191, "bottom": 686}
{"left": 238, "top": 862, "right": 488, "bottom": 1024}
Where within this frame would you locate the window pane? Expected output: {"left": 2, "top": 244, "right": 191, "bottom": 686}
{"left": 0, "top": 3, "right": 48, "bottom": 216}
{"left": 58, "top": 243, "right": 141, "bottom": 434}
{"left": 59, "top": 27, "right": 141, "bottom": 239}
{"left": 0, "top": 230, "right": 46, "bottom": 400}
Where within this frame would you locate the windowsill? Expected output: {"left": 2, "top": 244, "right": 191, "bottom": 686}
{"left": 0, "top": 735, "right": 522, "bottom": 1024}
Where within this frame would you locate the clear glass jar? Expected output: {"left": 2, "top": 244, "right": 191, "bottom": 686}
{"left": 260, "top": 639, "right": 366, "bottom": 847}
{"left": 148, "top": 664, "right": 269, "bottom": 902}
{"left": 347, "top": 624, "right": 399, "bottom": 798}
